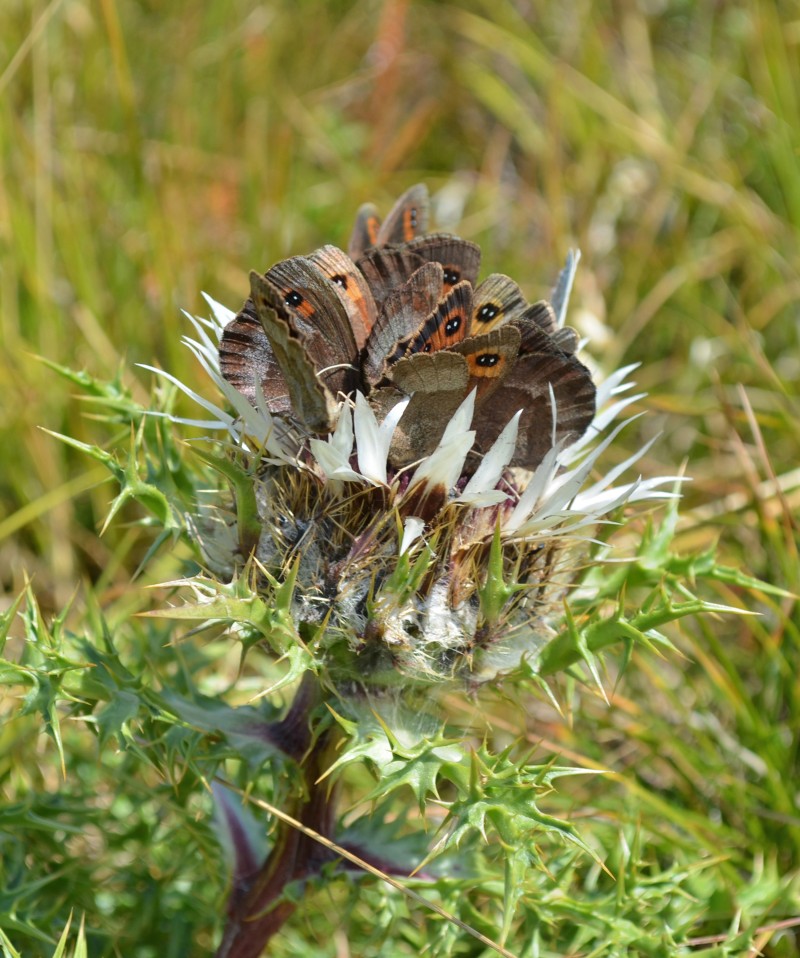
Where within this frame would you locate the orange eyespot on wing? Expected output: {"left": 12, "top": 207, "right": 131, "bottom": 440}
{"left": 472, "top": 274, "right": 528, "bottom": 331}
{"left": 281, "top": 286, "right": 315, "bottom": 319}
{"left": 465, "top": 348, "right": 507, "bottom": 377}
{"left": 363, "top": 262, "right": 445, "bottom": 386}
{"left": 404, "top": 281, "right": 473, "bottom": 356}
{"left": 307, "top": 244, "right": 377, "bottom": 348}
{"left": 450, "top": 326, "right": 520, "bottom": 403}
{"left": 404, "top": 234, "right": 481, "bottom": 290}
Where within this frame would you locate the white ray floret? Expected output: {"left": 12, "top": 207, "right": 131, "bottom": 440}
{"left": 201, "top": 292, "right": 236, "bottom": 334}
{"left": 354, "top": 392, "right": 409, "bottom": 486}
{"left": 459, "top": 410, "right": 521, "bottom": 502}
{"left": 404, "top": 391, "right": 477, "bottom": 500}
{"left": 551, "top": 249, "right": 580, "bottom": 328}
{"left": 400, "top": 516, "right": 426, "bottom": 556}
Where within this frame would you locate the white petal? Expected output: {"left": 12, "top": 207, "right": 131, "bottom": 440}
{"left": 551, "top": 414, "right": 645, "bottom": 497}
{"left": 400, "top": 516, "right": 426, "bottom": 556}
{"left": 406, "top": 392, "right": 478, "bottom": 496}
{"left": 456, "top": 489, "right": 509, "bottom": 507}
{"left": 535, "top": 419, "right": 636, "bottom": 517}
{"left": 330, "top": 402, "right": 355, "bottom": 459}
{"left": 462, "top": 411, "right": 521, "bottom": 497}
{"left": 595, "top": 363, "right": 640, "bottom": 408}
{"left": 440, "top": 389, "right": 476, "bottom": 444}
{"left": 407, "top": 430, "right": 475, "bottom": 497}
{"left": 139, "top": 363, "right": 235, "bottom": 425}
{"left": 551, "top": 249, "right": 581, "bottom": 328}
{"left": 146, "top": 410, "right": 232, "bottom": 431}
{"left": 572, "top": 476, "right": 683, "bottom": 513}
{"left": 309, "top": 437, "right": 360, "bottom": 481}
{"left": 509, "top": 415, "right": 640, "bottom": 532}
{"left": 181, "top": 332, "right": 225, "bottom": 381}
{"left": 504, "top": 442, "right": 565, "bottom": 532}
{"left": 573, "top": 434, "right": 661, "bottom": 504}
{"left": 354, "top": 392, "right": 409, "bottom": 485}
{"left": 181, "top": 311, "right": 223, "bottom": 360}
{"left": 201, "top": 292, "right": 236, "bottom": 332}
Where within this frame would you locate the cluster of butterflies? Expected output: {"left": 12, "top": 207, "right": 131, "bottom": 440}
{"left": 219, "top": 185, "right": 596, "bottom": 473}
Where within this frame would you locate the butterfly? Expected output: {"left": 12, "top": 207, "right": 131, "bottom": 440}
{"left": 218, "top": 184, "right": 596, "bottom": 473}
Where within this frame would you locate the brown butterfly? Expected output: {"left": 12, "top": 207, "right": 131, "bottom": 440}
{"left": 221, "top": 254, "right": 362, "bottom": 433}
{"left": 375, "top": 303, "right": 592, "bottom": 468}
{"left": 218, "top": 186, "right": 596, "bottom": 474}
{"left": 218, "top": 295, "right": 293, "bottom": 418}
{"left": 362, "top": 262, "right": 445, "bottom": 386}
{"left": 469, "top": 324, "right": 596, "bottom": 469}
{"left": 471, "top": 275, "right": 580, "bottom": 354}
{"left": 348, "top": 183, "right": 429, "bottom": 260}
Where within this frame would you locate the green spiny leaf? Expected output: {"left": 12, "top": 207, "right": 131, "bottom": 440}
{"left": 189, "top": 444, "right": 262, "bottom": 556}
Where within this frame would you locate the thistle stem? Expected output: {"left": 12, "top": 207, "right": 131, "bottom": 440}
{"left": 215, "top": 672, "right": 339, "bottom": 958}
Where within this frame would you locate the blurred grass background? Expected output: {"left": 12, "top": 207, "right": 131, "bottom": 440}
{"left": 1, "top": 0, "right": 799, "bottom": 954}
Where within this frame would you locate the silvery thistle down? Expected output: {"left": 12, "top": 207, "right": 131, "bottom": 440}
{"left": 143, "top": 195, "right": 685, "bottom": 956}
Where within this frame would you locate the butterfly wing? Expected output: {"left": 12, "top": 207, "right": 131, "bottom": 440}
{"left": 376, "top": 183, "right": 430, "bottom": 247}
{"left": 348, "top": 184, "right": 429, "bottom": 260}
{"left": 307, "top": 245, "right": 377, "bottom": 348}
{"left": 404, "top": 234, "right": 481, "bottom": 289}
{"left": 550, "top": 327, "right": 580, "bottom": 354}
{"left": 473, "top": 326, "right": 596, "bottom": 470}
{"left": 356, "top": 247, "right": 427, "bottom": 314}
{"left": 218, "top": 298, "right": 292, "bottom": 416}
{"left": 348, "top": 202, "right": 381, "bottom": 260}
{"left": 363, "top": 262, "right": 444, "bottom": 386}
{"left": 519, "top": 300, "right": 557, "bottom": 335}
{"left": 382, "top": 351, "right": 470, "bottom": 467}
{"left": 265, "top": 255, "right": 359, "bottom": 399}
{"left": 515, "top": 301, "right": 580, "bottom": 355}
{"left": 249, "top": 271, "right": 339, "bottom": 433}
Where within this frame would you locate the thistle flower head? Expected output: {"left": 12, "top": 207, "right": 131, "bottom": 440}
{"left": 156, "top": 186, "right": 679, "bottom": 691}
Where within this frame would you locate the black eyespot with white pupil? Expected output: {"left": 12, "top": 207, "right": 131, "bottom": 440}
{"left": 286, "top": 290, "right": 304, "bottom": 308}
{"left": 476, "top": 352, "right": 500, "bottom": 367}
{"left": 445, "top": 314, "right": 462, "bottom": 336}
{"left": 443, "top": 268, "right": 460, "bottom": 285}
{"left": 331, "top": 274, "right": 348, "bottom": 289}
{"left": 477, "top": 303, "right": 500, "bottom": 322}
